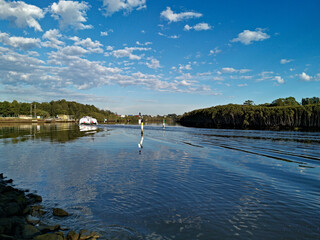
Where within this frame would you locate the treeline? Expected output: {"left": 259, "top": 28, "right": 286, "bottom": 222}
{"left": 179, "top": 97, "right": 320, "bottom": 130}
{"left": 0, "top": 99, "right": 114, "bottom": 122}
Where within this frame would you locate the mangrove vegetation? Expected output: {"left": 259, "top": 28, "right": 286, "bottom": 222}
{"left": 179, "top": 97, "right": 320, "bottom": 130}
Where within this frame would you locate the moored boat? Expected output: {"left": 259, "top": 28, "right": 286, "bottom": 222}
{"left": 79, "top": 116, "right": 98, "bottom": 125}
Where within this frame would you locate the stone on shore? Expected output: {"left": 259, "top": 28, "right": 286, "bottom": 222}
{"left": 53, "top": 208, "right": 69, "bottom": 217}
{"left": 26, "top": 215, "right": 40, "bottom": 225}
{"left": 37, "top": 224, "right": 60, "bottom": 233}
{"left": 27, "top": 193, "right": 42, "bottom": 203}
{"left": 33, "top": 232, "right": 64, "bottom": 240}
{"left": 67, "top": 230, "right": 80, "bottom": 240}
{"left": 79, "top": 229, "right": 101, "bottom": 240}
{"left": 22, "top": 224, "right": 41, "bottom": 238}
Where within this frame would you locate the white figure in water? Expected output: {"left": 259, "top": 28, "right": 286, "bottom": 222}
{"left": 163, "top": 118, "right": 165, "bottom": 129}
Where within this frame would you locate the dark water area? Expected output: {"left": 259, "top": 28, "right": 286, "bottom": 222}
{"left": 0, "top": 123, "right": 319, "bottom": 239}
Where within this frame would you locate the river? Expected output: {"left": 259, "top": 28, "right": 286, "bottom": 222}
{"left": 0, "top": 123, "right": 319, "bottom": 239}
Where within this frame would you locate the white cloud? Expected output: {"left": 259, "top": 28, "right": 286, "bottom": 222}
{"left": 299, "top": 72, "right": 311, "bottom": 81}
{"left": 0, "top": 45, "right": 219, "bottom": 96}
{"left": 274, "top": 76, "right": 285, "bottom": 84}
{"left": 136, "top": 41, "right": 152, "bottom": 46}
{"left": 0, "top": 31, "right": 40, "bottom": 50}
{"left": 221, "top": 67, "right": 251, "bottom": 74}
{"left": 158, "top": 32, "right": 180, "bottom": 39}
{"left": 42, "top": 29, "right": 64, "bottom": 49}
{"left": 71, "top": 37, "right": 103, "bottom": 53}
{"left": 146, "top": 58, "right": 161, "bottom": 69}
{"left": 108, "top": 46, "right": 150, "bottom": 60}
{"left": 184, "top": 23, "right": 212, "bottom": 31}
{"left": 101, "top": 0, "right": 146, "bottom": 17}
{"left": 50, "top": 0, "right": 92, "bottom": 30}
{"left": 184, "top": 24, "right": 192, "bottom": 31}
{"left": 100, "top": 29, "right": 113, "bottom": 36}
{"left": 160, "top": 7, "right": 202, "bottom": 23}
{"left": 0, "top": 0, "right": 44, "bottom": 31}
{"left": 280, "top": 59, "right": 293, "bottom": 64}
{"left": 231, "top": 28, "right": 270, "bottom": 45}
{"left": 61, "top": 45, "right": 87, "bottom": 56}
{"left": 257, "top": 71, "right": 274, "bottom": 81}
{"left": 209, "top": 47, "right": 221, "bottom": 56}
{"left": 179, "top": 64, "right": 192, "bottom": 71}
{"left": 237, "top": 83, "right": 248, "bottom": 87}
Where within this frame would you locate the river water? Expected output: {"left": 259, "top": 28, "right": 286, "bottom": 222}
{"left": 0, "top": 123, "right": 319, "bottom": 239}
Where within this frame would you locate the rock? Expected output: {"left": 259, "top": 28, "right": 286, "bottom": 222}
{"left": 5, "top": 179, "right": 13, "bottom": 184}
{"left": 31, "top": 205, "right": 44, "bottom": 211}
{"left": 31, "top": 205, "right": 46, "bottom": 217}
{"left": 53, "top": 208, "right": 69, "bottom": 217}
{"left": 37, "top": 224, "right": 60, "bottom": 233}
{"left": 27, "top": 193, "right": 42, "bottom": 203}
{"left": 26, "top": 215, "right": 40, "bottom": 225}
{"left": 79, "top": 229, "right": 91, "bottom": 240}
{"left": 22, "top": 224, "right": 41, "bottom": 238}
{"left": 79, "top": 229, "right": 100, "bottom": 240}
{"left": 67, "top": 230, "right": 79, "bottom": 240}
{"left": 33, "top": 233, "right": 64, "bottom": 240}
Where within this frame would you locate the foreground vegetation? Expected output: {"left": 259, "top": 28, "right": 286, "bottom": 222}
{"left": 179, "top": 97, "right": 320, "bottom": 130}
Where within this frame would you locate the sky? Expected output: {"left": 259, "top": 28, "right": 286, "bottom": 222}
{"left": 0, "top": 0, "right": 319, "bottom": 115}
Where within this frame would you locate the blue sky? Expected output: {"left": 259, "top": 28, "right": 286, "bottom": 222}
{"left": 0, "top": 0, "right": 319, "bottom": 115}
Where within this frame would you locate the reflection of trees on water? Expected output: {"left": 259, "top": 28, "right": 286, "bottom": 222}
{"left": 0, "top": 123, "right": 100, "bottom": 144}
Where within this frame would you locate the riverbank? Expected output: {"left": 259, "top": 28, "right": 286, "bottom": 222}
{"left": 0, "top": 117, "right": 76, "bottom": 124}
{"left": 0, "top": 174, "right": 100, "bottom": 240}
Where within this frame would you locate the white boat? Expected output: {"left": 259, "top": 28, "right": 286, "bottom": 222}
{"left": 79, "top": 116, "right": 98, "bottom": 125}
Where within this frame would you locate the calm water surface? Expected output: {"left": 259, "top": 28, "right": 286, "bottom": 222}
{"left": 0, "top": 123, "right": 319, "bottom": 239}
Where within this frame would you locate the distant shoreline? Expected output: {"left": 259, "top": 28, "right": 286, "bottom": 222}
{"left": 0, "top": 117, "right": 76, "bottom": 123}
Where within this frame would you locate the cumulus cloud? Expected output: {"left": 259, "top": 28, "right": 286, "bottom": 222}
{"left": 231, "top": 28, "right": 270, "bottom": 45}
{"left": 221, "top": 67, "right": 251, "bottom": 74}
{"left": 50, "top": 0, "right": 92, "bottom": 30}
{"left": 0, "top": 31, "right": 40, "bottom": 50}
{"left": 101, "top": 0, "right": 146, "bottom": 16}
{"left": 0, "top": 0, "right": 44, "bottom": 31}
{"left": 280, "top": 59, "right": 293, "bottom": 64}
{"left": 274, "top": 76, "right": 285, "bottom": 84}
{"left": 299, "top": 72, "right": 320, "bottom": 82}
{"left": 161, "top": 7, "right": 202, "bottom": 23}
{"left": 146, "top": 58, "right": 161, "bottom": 69}
{"left": 107, "top": 46, "right": 151, "bottom": 60}
{"left": 209, "top": 47, "right": 221, "bottom": 56}
{"left": 70, "top": 37, "right": 103, "bottom": 53}
{"left": 42, "top": 29, "right": 64, "bottom": 49}
{"left": 184, "top": 23, "right": 211, "bottom": 31}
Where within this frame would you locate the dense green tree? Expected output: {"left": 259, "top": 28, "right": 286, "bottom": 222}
{"left": 302, "top": 97, "right": 320, "bottom": 105}
{"left": 243, "top": 100, "right": 254, "bottom": 106}
{"left": 271, "top": 97, "right": 300, "bottom": 106}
